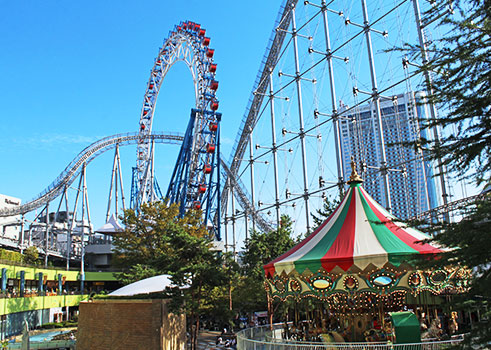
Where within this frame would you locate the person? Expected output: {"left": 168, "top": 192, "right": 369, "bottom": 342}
{"left": 372, "top": 317, "right": 381, "bottom": 330}
{"left": 449, "top": 312, "right": 458, "bottom": 335}
{"left": 216, "top": 336, "right": 223, "bottom": 345}
{"left": 282, "top": 320, "right": 290, "bottom": 339}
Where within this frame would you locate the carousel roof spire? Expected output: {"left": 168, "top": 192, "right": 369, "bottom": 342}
{"left": 347, "top": 156, "right": 363, "bottom": 185}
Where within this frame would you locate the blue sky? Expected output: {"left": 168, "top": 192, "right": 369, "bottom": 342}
{"left": 0, "top": 0, "right": 281, "bottom": 228}
{"left": 0, "top": 0, "right": 479, "bottom": 246}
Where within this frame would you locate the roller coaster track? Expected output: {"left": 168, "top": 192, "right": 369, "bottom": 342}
{"left": 410, "top": 191, "right": 489, "bottom": 222}
{"left": 0, "top": 131, "right": 273, "bottom": 234}
{"left": 0, "top": 125, "right": 481, "bottom": 234}
{"left": 0, "top": 132, "right": 183, "bottom": 218}
{"left": 221, "top": 0, "right": 298, "bottom": 219}
{"left": 220, "top": 162, "right": 274, "bottom": 233}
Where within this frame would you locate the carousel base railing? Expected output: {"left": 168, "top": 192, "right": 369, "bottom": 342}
{"left": 237, "top": 324, "right": 463, "bottom": 350}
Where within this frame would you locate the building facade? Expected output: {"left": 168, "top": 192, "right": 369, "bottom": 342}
{"left": 0, "top": 194, "right": 22, "bottom": 248}
{"left": 339, "top": 91, "right": 439, "bottom": 219}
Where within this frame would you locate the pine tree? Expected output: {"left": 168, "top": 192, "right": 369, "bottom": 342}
{"left": 411, "top": 0, "right": 490, "bottom": 184}
{"left": 406, "top": 1, "right": 490, "bottom": 347}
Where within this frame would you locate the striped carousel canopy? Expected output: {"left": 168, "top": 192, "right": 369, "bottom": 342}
{"left": 264, "top": 168, "right": 442, "bottom": 279}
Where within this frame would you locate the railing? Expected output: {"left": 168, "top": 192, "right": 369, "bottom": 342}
{"left": 0, "top": 132, "right": 183, "bottom": 217}
{"left": 7, "top": 339, "right": 75, "bottom": 349}
{"left": 237, "top": 325, "right": 463, "bottom": 350}
{"left": 0, "top": 258, "right": 81, "bottom": 271}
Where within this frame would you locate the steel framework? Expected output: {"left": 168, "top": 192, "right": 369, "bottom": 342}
{"left": 220, "top": 0, "right": 456, "bottom": 253}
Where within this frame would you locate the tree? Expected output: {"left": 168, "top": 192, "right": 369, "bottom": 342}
{"left": 311, "top": 195, "right": 340, "bottom": 230}
{"left": 410, "top": 0, "right": 490, "bottom": 185}
{"left": 113, "top": 202, "right": 230, "bottom": 350}
{"left": 404, "top": 1, "right": 490, "bottom": 347}
{"left": 236, "top": 215, "right": 297, "bottom": 322}
{"left": 23, "top": 246, "right": 39, "bottom": 265}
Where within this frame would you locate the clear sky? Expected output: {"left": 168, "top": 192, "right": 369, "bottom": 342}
{"left": 0, "top": 0, "right": 480, "bottom": 247}
{"left": 0, "top": 0, "right": 281, "bottom": 229}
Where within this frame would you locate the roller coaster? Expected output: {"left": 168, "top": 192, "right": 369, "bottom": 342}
{"left": 0, "top": 1, "right": 480, "bottom": 264}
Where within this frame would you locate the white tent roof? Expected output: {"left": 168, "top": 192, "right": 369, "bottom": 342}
{"left": 95, "top": 213, "right": 124, "bottom": 235}
{"left": 109, "top": 274, "right": 176, "bottom": 296}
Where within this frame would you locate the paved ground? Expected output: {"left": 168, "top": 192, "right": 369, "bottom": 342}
{"left": 196, "top": 330, "right": 236, "bottom": 350}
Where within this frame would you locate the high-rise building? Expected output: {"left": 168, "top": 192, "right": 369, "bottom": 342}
{"left": 339, "top": 91, "right": 439, "bottom": 219}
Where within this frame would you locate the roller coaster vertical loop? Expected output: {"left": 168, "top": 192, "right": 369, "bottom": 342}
{"left": 133, "top": 20, "right": 221, "bottom": 239}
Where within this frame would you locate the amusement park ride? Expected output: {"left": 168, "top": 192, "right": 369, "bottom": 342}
{"left": 0, "top": 0, "right": 478, "bottom": 267}
{"left": 0, "top": 20, "right": 224, "bottom": 265}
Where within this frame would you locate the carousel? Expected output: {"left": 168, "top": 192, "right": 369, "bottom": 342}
{"left": 263, "top": 162, "right": 469, "bottom": 343}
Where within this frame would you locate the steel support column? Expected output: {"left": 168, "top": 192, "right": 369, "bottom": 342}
{"left": 269, "top": 71, "right": 281, "bottom": 228}
{"left": 412, "top": 0, "right": 450, "bottom": 221}
{"left": 321, "top": 0, "right": 345, "bottom": 195}
{"left": 248, "top": 131, "right": 256, "bottom": 235}
{"left": 361, "top": 0, "right": 392, "bottom": 211}
{"left": 291, "top": 5, "right": 311, "bottom": 232}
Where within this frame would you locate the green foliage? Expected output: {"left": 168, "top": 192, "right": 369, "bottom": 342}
{"left": 39, "top": 320, "right": 78, "bottom": 329}
{"left": 417, "top": 198, "right": 491, "bottom": 348}
{"left": 113, "top": 201, "right": 231, "bottom": 350}
{"left": 23, "top": 246, "right": 40, "bottom": 265}
{"left": 235, "top": 215, "right": 297, "bottom": 314}
{"left": 401, "top": 1, "right": 491, "bottom": 347}
{"left": 407, "top": 0, "right": 490, "bottom": 184}
{"left": 311, "top": 195, "right": 341, "bottom": 230}
{"left": 0, "top": 248, "right": 24, "bottom": 264}
{"left": 115, "top": 264, "right": 158, "bottom": 285}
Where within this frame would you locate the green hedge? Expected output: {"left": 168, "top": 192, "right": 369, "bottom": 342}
{"left": 39, "top": 320, "right": 78, "bottom": 329}
{"left": 0, "top": 249, "right": 24, "bottom": 264}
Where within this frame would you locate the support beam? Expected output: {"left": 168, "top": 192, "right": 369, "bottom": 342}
{"left": 361, "top": 0, "right": 392, "bottom": 212}
{"left": 291, "top": 5, "right": 311, "bottom": 232}
{"left": 412, "top": 0, "right": 450, "bottom": 221}
{"left": 269, "top": 71, "right": 281, "bottom": 228}
{"left": 248, "top": 131, "right": 256, "bottom": 235}
{"left": 321, "top": 0, "right": 345, "bottom": 195}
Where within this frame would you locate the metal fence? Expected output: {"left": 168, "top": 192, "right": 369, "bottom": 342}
{"left": 237, "top": 325, "right": 463, "bottom": 350}
{"left": 7, "top": 339, "right": 75, "bottom": 349}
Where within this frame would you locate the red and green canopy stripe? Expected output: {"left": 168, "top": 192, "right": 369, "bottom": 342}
{"left": 264, "top": 183, "right": 442, "bottom": 278}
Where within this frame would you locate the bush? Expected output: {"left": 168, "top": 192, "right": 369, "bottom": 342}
{"left": 0, "top": 249, "right": 23, "bottom": 264}
{"left": 23, "top": 246, "right": 40, "bottom": 265}
{"left": 39, "top": 322, "right": 63, "bottom": 329}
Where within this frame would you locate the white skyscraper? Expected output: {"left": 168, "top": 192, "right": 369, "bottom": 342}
{"left": 339, "top": 91, "right": 439, "bottom": 219}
